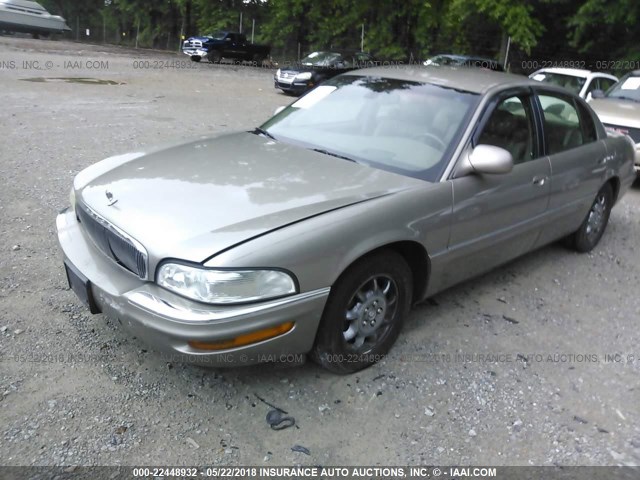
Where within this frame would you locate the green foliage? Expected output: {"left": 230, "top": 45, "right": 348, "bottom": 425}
{"left": 569, "top": 0, "right": 640, "bottom": 67}
{"left": 34, "top": 0, "right": 640, "bottom": 68}
{"left": 448, "top": 0, "right": 543, "bottom": 54}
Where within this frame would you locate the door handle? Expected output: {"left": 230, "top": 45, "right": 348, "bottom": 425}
{"left": 597, "top": 155, "right": 613, "bottom": 165}
{"left": 532, "top": 176, "right": 547, "bottom": 186}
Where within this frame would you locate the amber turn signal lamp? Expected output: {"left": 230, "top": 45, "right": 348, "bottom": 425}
{"left": 188, "top": 322, "right": 295, "bottom": 351}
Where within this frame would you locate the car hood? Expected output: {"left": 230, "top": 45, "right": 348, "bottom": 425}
{"left": 76, "top": 132, "right": 424, "bottom": 263}
{"left": 589, "top": 98, "right": 640, "bottom": 129}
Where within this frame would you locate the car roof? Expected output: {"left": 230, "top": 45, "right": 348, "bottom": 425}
{"left": 432, "top": 54, "right": 466, "bottom": 60}
{"left": 530, "top": 67, "right": 616, "bottom": 78}
{"left": 304, "top": 50, "right": 367, "bottom": 56}
{"left": 432, "top": 54, "right": 499, "bottom": 62}
{"left": 349, "top": 65, "right": 537, "bottom": 94}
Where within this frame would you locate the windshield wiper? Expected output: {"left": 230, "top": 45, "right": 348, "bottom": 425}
{"left": 253, "top": 127, "right": 277, "bottom": 140}
{"left": 310, "top": 148, "right": 358, "bottom": 163}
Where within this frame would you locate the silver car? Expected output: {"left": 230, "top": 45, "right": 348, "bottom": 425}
{"left": 57, "top": 67, "right": 636, "bottom": 373}
{"left": 589, "top": 70, "right": 640, "bottom": 172}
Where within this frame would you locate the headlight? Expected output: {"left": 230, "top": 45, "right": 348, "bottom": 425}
{"left": 295, "top": 72, "right": 312, "bottom": 81}
{"left": 69, "top": 187, "right": 76, "bottom": 212}
{"left": 157, "top": 263, "right": 297, "bottom": 304}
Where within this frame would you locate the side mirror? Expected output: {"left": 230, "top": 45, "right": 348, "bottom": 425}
{"left": 274, "top": 106, "right": 286, "bottom": 115}
{"left": 591, "top": 89, "right": 605, "bottom": 99}
{"left": 469, "top": 145, "right": 513, "bottom": 174}
{"left": 454, "top": 145, "right": 514, "bottom": 178}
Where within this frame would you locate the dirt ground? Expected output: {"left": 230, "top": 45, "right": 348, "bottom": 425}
{"left": 1, "top": 36, "right": 639, "bottom": 467}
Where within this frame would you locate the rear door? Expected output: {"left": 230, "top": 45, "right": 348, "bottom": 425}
{"left": 533, "top": 89, "right": 608, "bottom": 246}
{"left": 441, "top": 88, "right": 551, "bottom": 287}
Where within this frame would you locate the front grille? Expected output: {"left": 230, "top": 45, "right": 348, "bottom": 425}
{"left": 76, "top": 203, "right": 148, "bottom": 279}
{"left": 185, "top": 40, "right": 203, "bottom": 48}
{"left": 604, "top": 123, "right": 640, "bottom": 143}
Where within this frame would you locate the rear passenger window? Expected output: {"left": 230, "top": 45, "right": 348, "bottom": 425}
{"left": 538, "top": 94, "right": 589, "bottom": 154}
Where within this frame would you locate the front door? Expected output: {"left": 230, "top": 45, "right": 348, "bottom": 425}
{"left": 439, "top": 91, "right": 551, "bottom": 289}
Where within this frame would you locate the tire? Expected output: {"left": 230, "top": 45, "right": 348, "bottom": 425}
{"left": 568, "top": 182, "right": 613, "bottom": 253}
{"left": 190, "top": 56, "right": 201, "bottom": 63}
{"left": 207, "top": 51, "right": 222, "bottom": 63}
{"left": 311, "top": 250, "right": 413, "bottom": 374}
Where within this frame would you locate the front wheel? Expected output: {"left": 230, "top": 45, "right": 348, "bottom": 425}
{"left": 311, "top": 250, "right": 412, "bottom": 374}
{"left": 207, "top": 51, "right": 222, "bottom": 63}
{"left": 568, "top": 182, "right": 613, "bottom": 252}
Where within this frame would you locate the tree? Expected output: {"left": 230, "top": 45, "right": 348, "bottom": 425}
{"left": 569, "top": 0, "right": 640, "bottom": 68}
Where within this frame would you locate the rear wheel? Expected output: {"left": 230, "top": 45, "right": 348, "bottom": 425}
{"left": 568, "top": 182, "right": 613, "bottom": 252}
{"left": 311, "top": 250, "right": 412, "bottom": 374}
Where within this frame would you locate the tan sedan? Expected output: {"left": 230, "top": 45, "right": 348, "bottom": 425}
{"left": 589, "top": 70, "right": 640, "bottom": 171}
{"left": 57, "top": 67, "right": 636, "bottom": 373}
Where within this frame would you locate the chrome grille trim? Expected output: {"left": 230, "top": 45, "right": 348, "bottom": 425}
{"left": 76, "top": 202, "right": 148, "bottom": 280}
{"left": 185, "top": 39, "right": 203, "bottom": 48}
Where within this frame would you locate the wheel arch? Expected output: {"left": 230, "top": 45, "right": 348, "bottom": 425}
{"left": 606, "top": 175, "right": 621, "bottom": 204}
{"left": 337, "top": 240, "right": 431, "bottom": 305}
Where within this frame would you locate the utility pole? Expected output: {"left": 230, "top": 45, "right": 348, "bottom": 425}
{"left": 178, "top": 15, "right": 184, "bottom": 53}
{"left": 239, "top": 12, "right": 243, "bottom": 33}
{"left": 361, "top": 24, "right": 365, "bottom": 52}
{"left": 503, "top": 36, "right": 511, "bottom": 71}
{"left": 251, "top": 18, "right": 255, "bottom": 44}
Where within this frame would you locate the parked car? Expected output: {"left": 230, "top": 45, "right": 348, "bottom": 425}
{"left": 589, "top": 70, "right": 640, "bottom": 172}
{"left": 424, "top": 54, "right": 504, "bottom": 71}
{"left": 529, "top": 68, "right": 618, "bottom": 100}
{"left": 182, "top": 31, "right": 270, "bottom": 64}
{"left": 274, "top": 50, "right": 375, "bottom": 95}
{"left": 0, "top": 0, "right": 70, "bottom": 37}
{"left": 57, "top": 67, "right": 636, "bottom": 374}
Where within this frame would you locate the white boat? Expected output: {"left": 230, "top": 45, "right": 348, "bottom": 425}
{"left": 0, "top": 0, "right": 70, "bottom": 36}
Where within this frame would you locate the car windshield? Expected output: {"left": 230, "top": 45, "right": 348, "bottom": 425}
{"left": 606, "top": 74, "right": 640, "bottom": 102}
{"left": 261, "top": 75, "right": 479, "bottom": 181}
{"left": 426, "top": 55, "right": 462, "bottom": 66}
{"left": 206, "top": 31, "right": 227, "bottom": 40}
{"left": 530, "top": 72, "right": 586, "bottom": 95}
{"left": 300, "top": 51, "right": 343, "bottom": 66}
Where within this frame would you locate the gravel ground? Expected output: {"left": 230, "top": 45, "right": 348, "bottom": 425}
{"left": 1, "top": 36, "right": 639, "bottom": 467}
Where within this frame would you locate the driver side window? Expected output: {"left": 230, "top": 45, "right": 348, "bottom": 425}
{"left": 477, "top": 95, "right": 536, "bottom": 164}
